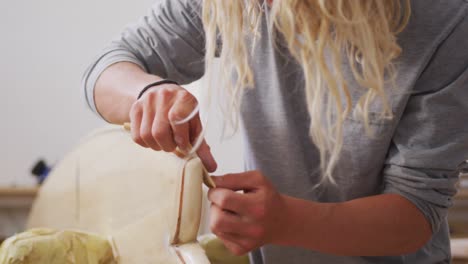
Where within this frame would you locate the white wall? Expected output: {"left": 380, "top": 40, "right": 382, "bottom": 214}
{"left": 0, "top": 0, "right": 243, "bottom": 187}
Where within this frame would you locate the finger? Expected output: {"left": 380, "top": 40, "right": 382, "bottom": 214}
{"left": 212, "top": 171, "right": 263, "bottom": 191}
{"left": 189, "top": 116, "right": 218, "bottom": 172}
{"left": 129, "top": 104, "right": 147, "bottom": 148}
{"left": 139, "top": 102, "right": 161, "bottom": 151}
{"left": 210, "top": 204, "right": 255, "bottom": 237}
{"left": 152, "top": 91, "right": 177, "bottom": 152}
{"left": 169, "top": 89, "right": 198, "bottom": 125}
{"left": 217, "top": 232, "right": 255, "bottom": 256}
{"left": 210, "top": 204, "right": 244, "bottom": 233}
{"left": 208, "top": 188, "right": 250, "bottom": 215}
{"left": 168, "top": 95, "right": 195, "bottom": 150}
{"left": 217, "top": 236, "right": 248, "bottom": 256}
{"left": 211, "top": 204, "right": 266, "bottom": 241}
{"left": 171, "top": 121, "right": 189, "bottom": 151}
{"left": 197, "top": 139, "right": 217, "bottom": 172}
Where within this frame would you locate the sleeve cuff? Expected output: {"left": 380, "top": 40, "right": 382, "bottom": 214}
{"left": 82, "top": 49, "right": 147, "bottom": 120}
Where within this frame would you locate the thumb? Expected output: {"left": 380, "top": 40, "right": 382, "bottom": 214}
{"left": 211, "top": 171, "right": 260, "bottom": 191}
{"left": 196, "top": 139, "right": 217, "bottom": 172}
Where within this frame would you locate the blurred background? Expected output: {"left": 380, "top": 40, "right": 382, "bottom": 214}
{"left": 1, "top": 0, "right": 153, "bottom": 187}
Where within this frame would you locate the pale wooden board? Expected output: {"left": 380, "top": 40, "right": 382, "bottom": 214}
{"left": 0, "top": 188, "right": 38, "bottom": 197}
{"left": 27, "top": 126, "right": 210, "bottom": 264}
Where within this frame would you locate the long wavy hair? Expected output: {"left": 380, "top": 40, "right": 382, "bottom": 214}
{"left": 199, "top": 0, "right": 411, "bottom": 183}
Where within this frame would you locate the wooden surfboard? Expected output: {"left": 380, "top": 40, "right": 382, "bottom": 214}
{"left": 27, "top": 126, "right": 211, "bottom": 264}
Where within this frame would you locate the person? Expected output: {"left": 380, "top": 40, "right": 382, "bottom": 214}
{"left": 82, "top": 0, "right": 468, "bottom": 263}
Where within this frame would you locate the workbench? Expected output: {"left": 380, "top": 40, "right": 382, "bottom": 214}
{"left": 0, "top": 187, "right": 38, "bottom": 241}
{"left": 450, "top": 188, "right": 468, "bottom": 263}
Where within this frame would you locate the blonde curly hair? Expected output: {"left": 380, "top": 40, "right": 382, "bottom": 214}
{"left": 200, "top": 0, "right": 411, "bottom": 183}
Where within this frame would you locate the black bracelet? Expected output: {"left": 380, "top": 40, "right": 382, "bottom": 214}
{"left": 137, "top": 79, "right": 179, "bottom": 99}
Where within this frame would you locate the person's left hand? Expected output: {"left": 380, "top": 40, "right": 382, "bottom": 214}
{"left": 207, "top": 171, "right": 288, "bottom": 256}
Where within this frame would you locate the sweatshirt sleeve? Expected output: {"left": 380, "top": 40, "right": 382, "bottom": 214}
{"left": 82, "top": 0, "right": 205, "bottom": 115}
{"left": 382, "top": 11, "right": 468, "bottom": 233}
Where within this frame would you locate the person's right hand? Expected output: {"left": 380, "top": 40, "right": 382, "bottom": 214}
{"left": 129, "top": 83, "right": 217, "bottom": 172}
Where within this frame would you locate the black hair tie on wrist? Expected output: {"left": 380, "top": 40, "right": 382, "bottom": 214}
{"left": 137, "top": 79, "right": 180, "bottom": 100}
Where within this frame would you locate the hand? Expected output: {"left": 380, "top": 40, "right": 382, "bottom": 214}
{"left": 208, "top": 171, "right": 288, "bottom": 255}
{"left": 129, "top": 83, "right": 217, "bottom": 172}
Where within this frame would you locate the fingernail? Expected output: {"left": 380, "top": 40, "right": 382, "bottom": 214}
{"left": 207, "top": 158, "right": 217, "bottom": 172}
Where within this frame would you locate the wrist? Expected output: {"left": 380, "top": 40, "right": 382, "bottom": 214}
{"left": 94, "top": 62, "right": 164, "bottom": 124}
{"left": 274, "top": 195, "right": 333, "bottom": 248}
{"left": 130, "top": 74, "right": 163, "bottom": 100}
{"left": 137, "top": 79, "right": 180, "bottom": 100}
{"left": 272, "top": 195, "right": 304, "bottom": 245}
{"left": 123, "top": 73, "right": 161, "bottom": 117}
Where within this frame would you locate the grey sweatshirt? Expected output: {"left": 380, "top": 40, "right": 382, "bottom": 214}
{"left": 83, "top": 0, "right": 468, "bottom": 263}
